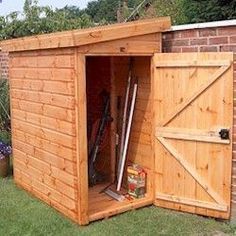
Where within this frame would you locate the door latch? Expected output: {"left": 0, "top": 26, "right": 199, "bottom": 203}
{"left": 219, "top": 129, "right": 230, "bottom": 140}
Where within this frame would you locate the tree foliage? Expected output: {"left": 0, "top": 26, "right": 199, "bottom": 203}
{"left": 85, "top": 0, "right": 141, "bottom": 23}
{"left": 1, "top": 0, "right": 236, "bottom": 39}
{"left": 181, "top": 0, "right": 236, "bottom": 23}
{"left": 152, "top": 0, "right": 186, "bottom": 25}
{"left": 85, "top": 0, "right": 119, "bottom": 23}
{"left": 0, "top": 0, "right": 93, "bottom": 39}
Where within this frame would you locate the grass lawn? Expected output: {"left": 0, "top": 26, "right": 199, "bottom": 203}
{"left": 0, "top": 178, "right": 236, "bottom": 236}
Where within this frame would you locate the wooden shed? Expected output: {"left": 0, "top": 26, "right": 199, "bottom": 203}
{"left": 0, "top": 17, "right": 235, "bottom": 225}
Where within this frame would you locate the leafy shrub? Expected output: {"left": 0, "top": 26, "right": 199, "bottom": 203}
{"left": 0, "top": 79, "right": 11, "bottom": 145}
{"left": 0, "top": 79, "right": 10, "bottom": 129}
{"left": 0, "top": 130, "right": 11, "bottom": 145}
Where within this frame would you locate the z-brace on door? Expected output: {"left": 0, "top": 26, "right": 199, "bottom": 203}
{"left": 153, "top": 53, "right": 233, "bottom": 219}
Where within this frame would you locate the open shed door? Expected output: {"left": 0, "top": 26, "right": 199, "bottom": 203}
{"left": 153, "top": 53, "right": 233, "bottom": 219}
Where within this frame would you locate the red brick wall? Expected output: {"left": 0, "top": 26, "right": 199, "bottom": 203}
{"left": 163, "top": 26, "right": 236, "bottom": 220}
{"left": 0, "top": 52, "right": 9, "bottom": 79}
{"left": 163, "top": 26, "right": 236, "bottom": 53}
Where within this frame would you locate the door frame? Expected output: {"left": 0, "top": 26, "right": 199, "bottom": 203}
{"left": 76, "top": 52, "right": 156, "bottom": 225}
{"left": 75, "top": 52, "right": 89, "bottom": 225}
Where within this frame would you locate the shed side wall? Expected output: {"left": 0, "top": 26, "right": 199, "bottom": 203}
{"left": 163, "top": 25, "right": 236, "bottom": 220}
{"left": 10, "top": 48, "right": 78, "bottom": 222}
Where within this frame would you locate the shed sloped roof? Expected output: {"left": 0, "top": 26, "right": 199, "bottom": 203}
{"left": 0, "top": 17, "right": 171, "bottom": 52}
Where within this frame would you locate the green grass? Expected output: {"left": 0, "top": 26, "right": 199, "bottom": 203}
{"left": 0, "top": 178, "right": 236, "bottom": 236}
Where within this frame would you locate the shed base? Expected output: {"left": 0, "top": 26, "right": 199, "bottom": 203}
{"left": 88, "top": 183, "right": 153, "bottom": 222}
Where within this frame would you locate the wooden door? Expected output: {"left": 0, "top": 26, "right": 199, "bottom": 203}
{"left": 153, "top": 53, "right": 233, "bottom": 219}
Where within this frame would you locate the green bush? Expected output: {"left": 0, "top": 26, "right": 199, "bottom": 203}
{"left": 0, "top": 79, "right": 11, "bottom": 145}
{"left": 0, "top": 130, "right": 11, "bottom": 145}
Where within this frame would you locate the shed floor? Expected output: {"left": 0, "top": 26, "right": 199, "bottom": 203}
{"left": 88, "top": 183, "right": 153, "bottom": 222}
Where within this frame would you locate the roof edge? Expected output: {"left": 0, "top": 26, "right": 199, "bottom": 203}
{"left": 0, "top": 17, "right": 171, "bottom": 52}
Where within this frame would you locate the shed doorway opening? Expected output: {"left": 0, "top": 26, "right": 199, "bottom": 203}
{"left": 85, "top": 56, "right": 154, "bottom": 221}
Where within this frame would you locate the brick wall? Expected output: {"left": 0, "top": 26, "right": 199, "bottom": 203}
{"left": 163, "top": 26, "right": 236, "bottom": 53}
{"left": 163, "top": 25, "right": 236, "bottom": 221}
{"left": 0, "top": 52, "right": 8, "bottom": 79}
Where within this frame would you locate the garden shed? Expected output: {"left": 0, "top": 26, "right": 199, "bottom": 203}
{"left": 0, "top": 17, "right": 234, "bottom": 225}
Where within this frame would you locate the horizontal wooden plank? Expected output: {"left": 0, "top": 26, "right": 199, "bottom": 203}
{"left": 11, "top": 48, "right": 75, "bottom": 57}
{"left": 42, "top": 174, "right": 77, "bottom": 200}
{"left": 13, "top": 140, "right": 67, "bottom": 173}
{"left": 12, "top": 109, "right": 75, "bottom": 136}
{"left": 14, "top": 150, "right": 76, "bottom": 200}
{"left": 14, "top": 142, "right": 75, "bottom": 176}
{"left": 11, "top": 79, "right": 74, "bottom": 95}
{"left": 14, "top": 158, "right": 43, "bottom": 182}
{"left": 13, "top": 140, "right": 76, "bottom": 188}
{"left": 11, "top": 99, "right": 74, "bottom": 122}
{"left": 79, "top": 33, "right": 160, "bottom": 55}
{"left": 155, "top": 60, "right": 232, "bottom": 67}
{"left": 89, "top": 196, "right": 153, "bottom": 222}
{"left": 14, "top": 148, "right": 51, "bottom": 175}
{"left": 89, "top": 196, "right": 153, "bottom": 221}
{"left": 31, "top": 178, "right": 76, "bottom": 210}
{"left": 10, "top": 68, "right": 74, "bottom": 81}
{"left": 11, "top": 55, "right": 74, "bottom": 69}
{"left": 13, "top": 129, "right": 76, "bottom": 161}
{"left": 156, "top": 127, "right": 230, "bottom": 144}
{"left": 78, "top": 40, "right": 160, "bottom": 55}
{"left": 50, "top": 199, "right": 77, "bottom": 221}
{"left": 11, "top": 54, "right": 74, "bottom": 68}
{"left": 14, "top": 168, "right": 32, "bottom": 186}
{"left": 11, "top": 89, "right": 75, "bottom": 109}
{"left": 32, "top": 178, "right": 58, "bottom": 198}
{"left": 12, "top": 119, "right": 75, "bottom": 149}
{"left": 50, "top": 166, "right": 76, "bottom": 188}
{"left": 156, "top": 193, "right": 228, "bottom": 212}
{"left": 1, "top": 17, "right": 171, "bottom": 52}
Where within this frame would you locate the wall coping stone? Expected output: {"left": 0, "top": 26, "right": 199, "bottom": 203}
{"left": 168, "top": 19, "right": 236, "bottom": 32}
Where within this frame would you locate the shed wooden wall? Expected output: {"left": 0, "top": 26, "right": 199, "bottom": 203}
{"left": 9, "top": 48, "right": 78, "bottom": 222}
{"left": 127, "top": 57, "right": 153, "bottom": 194}
{"left": 86, "top": 57, "right": 111, "bottom": 177}
{"left": 111, "top": 57, "right": 153, "bottom": 193}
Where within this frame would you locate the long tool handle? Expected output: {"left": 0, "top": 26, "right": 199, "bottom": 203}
{"left": 117, "top": 83, "right": 138, "bottom": 191}
{"left": 117, "top": 71, "right": 131, "bottom": 178}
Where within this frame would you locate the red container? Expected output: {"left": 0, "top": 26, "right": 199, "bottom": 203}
{"left": 127, "top": 164, "right": 146, "bottom": 199}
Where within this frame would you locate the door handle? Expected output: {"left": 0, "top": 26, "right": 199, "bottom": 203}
{"left": 219, "top": 129, "right": 230, "bottom": 140}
